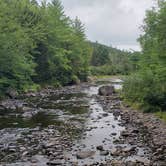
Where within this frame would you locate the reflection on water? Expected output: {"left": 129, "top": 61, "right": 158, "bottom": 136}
{"left": 0, "top": 92, "right": 89, "bottom": 129}
{"left": 65, "top": 85, "right": 125, "bottom": 166}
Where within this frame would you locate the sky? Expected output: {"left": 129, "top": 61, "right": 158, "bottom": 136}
{"left": 42, "top": 0, "right": 156, "bottom": 51}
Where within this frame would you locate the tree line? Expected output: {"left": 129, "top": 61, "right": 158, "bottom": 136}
{"left": 0, "top": 0, "right": 92, "bottom": 96}
{"left": 90, "top": 41, "right": 141, "bottom": 75}
{"left": 123, "top": 0, "right": 166, "bottom": 114}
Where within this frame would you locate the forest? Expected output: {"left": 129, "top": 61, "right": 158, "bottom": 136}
{"left": 90, "top": 41, "right": 140, "bottom": 75}
{"left": 0, "top": 0, "right": 165, "bottom": 113}
{"left": 0, "top": 0, "right": 92, "bottom": 96}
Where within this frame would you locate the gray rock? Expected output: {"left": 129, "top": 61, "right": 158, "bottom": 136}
{"left": 6, "top": 88, "right": 18, "bottom": 99}
{"left": 111, "top": 132, "right": 117, "bottom": 136}
{"left": 98, "top": 85, "right": 115, "bottom": 96}
{"left": 102, "top": 113, "right": 109, "bottom": 117}
{"left": 76, "top": 151, "right": 95, "bottom": 159}
{"left": 100, "top": 150, "right": 109, "bottom": 156}
{"left": 96, "top": 145, "right": 104, "bottom": 151}
{"left": 47, "top": 160, "right": 62, "bottom": 165}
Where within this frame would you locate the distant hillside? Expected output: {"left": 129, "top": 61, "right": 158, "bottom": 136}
{"left": 89, "top": 41, "right": 140, "bottom": 75}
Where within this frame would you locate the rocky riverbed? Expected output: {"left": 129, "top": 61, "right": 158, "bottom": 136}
{"left": 0, "top": 78, "right": 165, "bottom": 166}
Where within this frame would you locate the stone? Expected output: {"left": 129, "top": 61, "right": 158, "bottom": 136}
{"left": 96, "top": 145, "right": 104, "bottom": 151}
{"left": 6, "top": 88, "right": 18, "bottom": 99}
{"left": 47, "top": 160, "right": 62, "bottom": 165}
{"left": 110, "top": 148, "right": 120, "bottom": 156}
{"left": 100, "top": 150, "right": 109, "bottom": 156}
{"left": 121, "top": 131, "right": 130, "bottom": 137}
{"left": 123, "top": 146, "right": 136, "bottom": 153}
{"left": 76, "top": 151, "right": 95, "bottom": 159}
{"left": 111, "top": 132, "right": 117, "bottom": 136}
{"left": 135, "top": 156, "right": 150, "bottom": 165}
{"left": 98, "top": 86, "right": 115, "bottom": 96}
{"left": 110, "top": 160, "right": 124, "bottom": 166}
{"left": 102, "top": 113, "right": 109, "bottom": 117}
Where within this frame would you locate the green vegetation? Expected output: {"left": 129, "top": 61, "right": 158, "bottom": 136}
{"left": 0, "top": 0, "right": 165, "bottom": 118}
{"left": 0, "top": 0, "right": 92, "bottom": 96}
{"left": 155, "top": 112, "right": 166, "bottom": 122}
{"left": 90, "top": 42, "right": 141, "bottom": 76}
{"left": 123, "top": 1, "right": 166, "bottom": 114}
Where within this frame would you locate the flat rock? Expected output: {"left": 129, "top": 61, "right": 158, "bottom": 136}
{"left": 76, "top": 151, "right": 95, "bottom": 159}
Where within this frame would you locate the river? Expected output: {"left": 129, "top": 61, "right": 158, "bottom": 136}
{"left": 0, "top": 78, "right": 157, "bottom": 165}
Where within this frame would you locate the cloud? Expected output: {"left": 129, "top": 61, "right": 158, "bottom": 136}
{"left": 61, "top": 0, "right": 155, "bottom": 51}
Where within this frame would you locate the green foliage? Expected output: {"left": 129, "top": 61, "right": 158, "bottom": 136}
{"left": 123, "top": 1, "right": 166, "bottom": 113}
{"left": 0, "top": 0, "right": 91, "bottom": 95}
{"left": 90, "top": 42, "right": 110, "bottom": 66}
{"left": 90, "top": 42, "right": 140, "bottom": 75}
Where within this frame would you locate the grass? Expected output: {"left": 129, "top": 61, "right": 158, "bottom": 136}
{"left": 95, "top": 75, "right": 123, "bottom": 79}
{"left": 123, "top": 100, "right": 166, "bottom": 122}
{"left": 155, "top": 112, "right": 166, "bottom": 122}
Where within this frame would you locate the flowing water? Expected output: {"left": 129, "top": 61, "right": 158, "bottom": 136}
{"left": 65, "top": 84, "right": 125, "bottom": 165}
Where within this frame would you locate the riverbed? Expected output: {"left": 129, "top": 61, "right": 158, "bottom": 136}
{"left": 0, "top": 78, "right": 165, "bottom": 166}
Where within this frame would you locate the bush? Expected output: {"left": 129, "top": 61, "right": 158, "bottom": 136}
{"left": 123, "top": 70, "right": 166, "bottom": 112}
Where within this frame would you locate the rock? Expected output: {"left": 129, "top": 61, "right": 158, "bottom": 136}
{"left": 134, "top": 156, "right": 150, "bottom": 165}
{"left": 110, "top": 160, "right": 124, "bottom": 166}
{"left": 47, "top": 160, "right": 62, "bottom": 165}
{"left": 100, "top": 150, "right": 109, "bottom": 156}
{"left": 110, "top": 148, "right": 121, "bottom": 156}
{"left": 102, "top": 113, "right": 109, "bottom": 117}
{"left": 123, "top": 146, "right": 136, "bottom": 153}
{"left": 76, "top": 151, "right": 95, "bottom": 159}
{"left": 111, "top": 132, "right": 117, "bottom": 136}
{"left": 131, "top": 129, "right": 139, "bottom": 134}
{"left": 96, "top": 145, "right": 104, "bottom": 151}
{"left": 98, "top": 85, "right": 115, "bottom": 96}
{"left": 87, "top": 76, "right": 93, "bottom": 82}
{"left": 0, "top": 105, "right": 5, "bottom": 110}
{"left": 6, "top": 88, "right": 18, "bottom": 99}
{"left": 121, "top": 131, "right": 130, "bottom": 137}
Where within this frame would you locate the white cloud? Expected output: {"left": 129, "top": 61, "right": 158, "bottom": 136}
{"left": 61, "top": 0, "right": 155, "bottom": 51}
{"left": 38, "top": 0, "right": 155, "bottom": 51}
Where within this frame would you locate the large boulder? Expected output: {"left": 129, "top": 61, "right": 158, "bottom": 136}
{"left": 98, "top": 85, "right": 115, "bottom": 96}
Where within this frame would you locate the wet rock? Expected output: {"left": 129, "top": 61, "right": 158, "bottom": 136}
{"left": 47, "top": 160, "right": 62, "bottom": 165}
{"left": 113, "top": 109, "right": 121, "bottom": 116}
{"left": 110, "top": 148, "right": 120, "bottom": 156}
{"left": 96, "top": 145, "right": 104, "bottom": 151}
{"left": 0, "top": 105, "right": 5, "bottom": 110}
{"left": 122, "top": 146, "right": 136, "bottom": 153}
{"left": 102, "top": 113, "right": 109, "bottom": 117}
{"left": 110, "top": 160, "right": 125, "bottom": 166}
{"left": 100, "top": 150, "right": 109, "bottom": 156}
{"left": 111, "top": 132, "right": 117, "bottom": 136}
{"left": 98, "top": 86, "right": 115, "bottom": 96}
{"left": 134, "top": 156, "right": 150, "bottom": 165}
{"left": 131, "top": 129, "right": 139, "bottom": 134}
{"left": 76, "top": 151, "right": 95, "bottom": 159}
{"left": 6, "top": 88, "right": 18, "bottom": 99}
{"left": 121, "top": 131, "right": 130, "bottom": 137}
